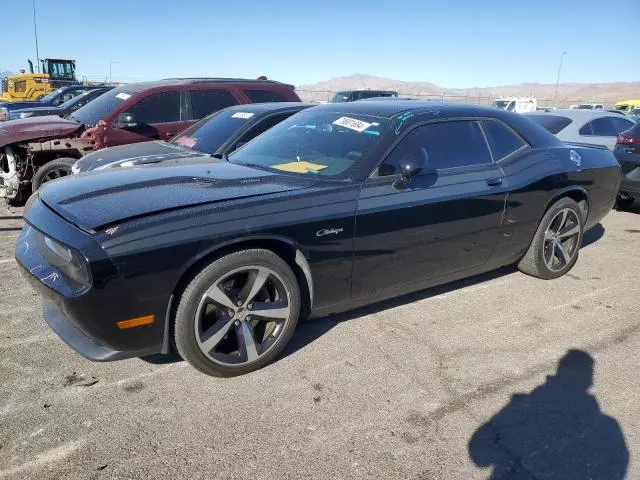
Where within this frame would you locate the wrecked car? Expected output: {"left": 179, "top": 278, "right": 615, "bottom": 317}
{"left": 0, "top": 78, "right": 301, "bottom": 204}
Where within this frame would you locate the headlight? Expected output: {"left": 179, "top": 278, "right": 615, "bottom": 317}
{"left": 71, "top": 161, "right": 80, "bottom": 174}
{"left": 18, "top": 112, "right": 34, "bottom": 119}
{"left": 36, "top": 231, "right": 91, "bottom": 290}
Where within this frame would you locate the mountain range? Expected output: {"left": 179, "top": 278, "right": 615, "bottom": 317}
{"left": 296, "top": 74, "right": 640, "bottom": 107}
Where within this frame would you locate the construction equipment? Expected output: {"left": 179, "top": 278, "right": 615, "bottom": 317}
{"left": 1, "top": 58, "right": 78, "bottom": 102}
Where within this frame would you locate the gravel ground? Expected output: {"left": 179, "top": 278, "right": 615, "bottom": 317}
{"left": 1, "top": 202, "right": 639, "bottom": 479}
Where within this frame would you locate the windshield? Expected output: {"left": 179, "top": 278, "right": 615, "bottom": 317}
{"left": 330, "top": 92, "right": 349, "bottom": 103}
{"left": 228, "top": 110, "right": 390, "bottom": 180}
{"left": 71, "top": 88, "right": 136, "bottom": 125}
{"left": 39, "top": 89, "right": 63, "bottom": 103}
{"left": 525, "top": 114, "right": 573, "bottom": 134}
{"left": 171, "top": 109, "right": 255, "bottom": 154}
{"left": 492, "top": 100, "right": 511, "bottom": 109}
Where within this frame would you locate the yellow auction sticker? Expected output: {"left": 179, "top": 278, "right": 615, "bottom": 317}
{"left": 272, "top": 161, "right": 328, "bottom": 173}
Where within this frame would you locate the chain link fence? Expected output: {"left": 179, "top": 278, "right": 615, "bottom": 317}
{"left": 295, "top": 89, "right": 613, "bottom": 109}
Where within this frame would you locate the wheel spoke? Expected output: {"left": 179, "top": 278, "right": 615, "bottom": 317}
{"left": 557, "top": 209, "right": 568, "bottom": 230}
{"left": 239, "top": 321, "right": 259, "bottom": 362}
{"left": 204, "top": 284, "right": 236, "bottom": 310}
{"left": 555, "top": 241, "right": 570, "bottom": 265}
{"left": 558, "top": 224, "right": 580, "bottom": 239}
{"left": 544, "top": 229, "right": 555, "bottom": 241}
{"left": 240, "top": 267, "right": 270, "bottom": 306}
{"left": 250, "top": 301, "right": 290, "bottom": 320}
{"left": 200, "top": 317, "right": 234, "bottom": 352}
{"left": 544, "top": 241, "right": 555, "bottom": 267}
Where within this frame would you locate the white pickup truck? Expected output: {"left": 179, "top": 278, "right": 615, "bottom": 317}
{"left": 491, "top": 97, "right": 537, "bottom": 113}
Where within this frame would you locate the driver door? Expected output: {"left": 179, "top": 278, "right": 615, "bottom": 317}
{"left": 105, "top": 90, "right": 190, "bottom": 147}
{"left": 352, "top": 120, "right": 508, "bottom": 297}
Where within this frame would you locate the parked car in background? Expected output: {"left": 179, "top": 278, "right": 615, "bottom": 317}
{"left": 524, "top": 109, "right": 635, "bottom": 150}
{"left": 614, "top": 100, "right": 640, "bottom": 113}
{"left": 572, "top": 103, "right": 604, "bottom": 110}
{"left": 329, "top": 90, "right": 398, "bottom": 102}
{"left": 18, "top": 101, "right": 620, "bottom": 377}
{"left": 491, "top": 97, "right": 537, "bottom": 113}
{"left": 614, "top": 121, "right": 640, "bottom": 209}
{"left": 0, "top": 77, "right": 300, "bottom": 204}
{"left": 72, "top": 102, "right": 313, "bottom": 173}
{"left": 9, "top": 87, "right": 114, "bottom": 120}
{"left": 0, "top": 85, "right": 102, "bottom": 121}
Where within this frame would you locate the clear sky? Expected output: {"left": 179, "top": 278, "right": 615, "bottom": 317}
{"left": 3, "top": 0, "right": 639, "bottom": 87}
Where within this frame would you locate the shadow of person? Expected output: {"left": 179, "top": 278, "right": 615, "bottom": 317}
{"left": 468, "top": 350, "right": 628, "bottom": 480}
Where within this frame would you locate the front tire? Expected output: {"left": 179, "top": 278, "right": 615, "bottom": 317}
{"left": 174, "top": 249, "right": 301, "bottom": 377}
{"left": 31, "top": 158, "right": 76, "bottom": 193}
{"left": 518, "top": 197, "right": 584, "bottom": 279}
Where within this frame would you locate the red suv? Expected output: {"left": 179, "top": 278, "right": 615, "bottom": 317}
{"left": 0, "top": 78, "right": 300, "bottom": 204}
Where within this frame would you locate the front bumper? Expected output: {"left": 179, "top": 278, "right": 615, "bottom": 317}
{"left": 16, "top": 198, "right": 168, "bottom": 361}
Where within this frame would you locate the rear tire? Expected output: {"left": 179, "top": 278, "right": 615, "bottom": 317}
{"left": 31, "top": 158, "right": 77, "bottom": 193}
{"left": 518, "top": 197, "right": 584, "bottom": 280}
{"left": 174, "top": 249, "right": 301, "bottom": 377}
{"left": 615, "top": 195, "right": 634, "bottom": 210}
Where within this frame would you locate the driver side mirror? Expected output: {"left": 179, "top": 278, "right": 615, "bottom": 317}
{"left": 116, "top": 112, "right": 138, "bottom": 128}
{"left": 392, "top": 150, "right": 427, "bottom": 189}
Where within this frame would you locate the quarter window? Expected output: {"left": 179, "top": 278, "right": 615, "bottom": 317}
{"left": 579, "top": 121, "right": 594, "bottom": 135}
{"left": 242, "top": 89, "right": 287, "bottom": 103}
{"left": 189, "top": 90, "right": 238, "bottom": 120}
{"left": 610, "top": 117, "right": 635, "bottom": 134}
{"left": 378, "top": 121, "right": 492, "bottom": 176}
{"left": 481, "top": 120, "right": 527, "bottom": 161}
{"left": 128, "top": 91, "right": 181, "bottom": 124}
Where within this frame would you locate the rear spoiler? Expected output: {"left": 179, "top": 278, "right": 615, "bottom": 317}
{"left": 564, "top": 141, "right": 609, "bottom": 151}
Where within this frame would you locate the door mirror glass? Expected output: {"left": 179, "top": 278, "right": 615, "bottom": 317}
{"left": 116, "top": 112, "right": 138, "bottom": 128}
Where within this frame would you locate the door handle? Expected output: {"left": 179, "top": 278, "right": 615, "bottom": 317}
{"left": 486, "top": 177, "right": 503, "bottom": 186}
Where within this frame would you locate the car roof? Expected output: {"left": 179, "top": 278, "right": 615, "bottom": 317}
{"left": 309, "top": 100, "right": 516, "bottom": 119}
{"left": 120, "top": 78, "right": 295, "bottom": 93}
{"left": 223, "top": 102, "right": 313, "bottom": 115}
{"left": 525, "top": 109, "right": 617, "bottom": 121}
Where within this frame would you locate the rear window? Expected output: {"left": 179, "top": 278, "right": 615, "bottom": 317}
{"left": 481, "top": 120, "right": 527, "bottom": 161}
{"left": 525, "top": 114, "right": 573, "bottom": 134}
{"left": 243, "top": 89, "right": 287, "bottom": 103}
{"left": 70, "top": 88, "right": 137, "bottom": 125}
{"left": 189, "top": 90, "right": 239, "bottom": 120}
{"left": 626, "top": 121, "right": 640, "bottom": 135}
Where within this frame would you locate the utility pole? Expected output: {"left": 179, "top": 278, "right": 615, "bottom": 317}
{"left": 32, "top": 0, "right": 41, "bottom": 73}
{"left": 554, "top": 51, "right": 567, "bottom": 108}
{"left": 109, "top": 61, "right": 116, "bottom": 82}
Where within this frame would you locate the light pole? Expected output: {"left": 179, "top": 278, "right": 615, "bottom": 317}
{"left": 32, "top": 0, "right": 40, "bottom": 73}
{"left": 109, "top": 61, "right": 116, "bottom": 82}
{"left": 554, "top": 51, "right": 567, "bottom": 108}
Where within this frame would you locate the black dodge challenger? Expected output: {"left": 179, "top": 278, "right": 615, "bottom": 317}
{"left": 16, "top": 101, "right": 621, "bottom": 377}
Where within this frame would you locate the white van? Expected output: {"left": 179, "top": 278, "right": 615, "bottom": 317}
{"left": 491, "top": 97, "right": 537, "bottom": 113}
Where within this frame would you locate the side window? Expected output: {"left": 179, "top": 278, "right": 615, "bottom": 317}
{"left": 189, "top": 90, "right": 238, "bottom": 120}
{"left": 242, "top": 89, "right": 287, "bottom": 103}
{"left": 610, "top": 117, "right": 635, "bottom": 134}
{"left": 128, "top": 91, "right": 181, "bottom": 124}
{"left": 235, "top": 113, "right": 293, "bottom": 148}
{"left": 481, "top": 120, "right": 527, "bottom": 161}
{"left": 589, "top": 117, "right": 619, "bottom": 136}
{"left": 579, "top": 121, "right": 594, "bottom": 135}
{"left": 377, "top": 121, "right": 492, "bottom": 176}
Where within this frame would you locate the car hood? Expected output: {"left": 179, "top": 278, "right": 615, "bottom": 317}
{"left": 0, "top": 115, "right": 83, "bottom": 149}
{"left": 73, "top": 140, "right": 207, "bottom": 173}
{"left": 13, "top": 105, "right": 64, "bottom": 115}
{"left": 1, "top": 101, "right": 46, "bottom": 111}
{"left": 38, "top": 161, "right": 330, "bottom": 232}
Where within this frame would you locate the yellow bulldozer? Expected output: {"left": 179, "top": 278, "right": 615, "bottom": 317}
{"left": 1, "top": 58, "right": 78, "bottom": 102}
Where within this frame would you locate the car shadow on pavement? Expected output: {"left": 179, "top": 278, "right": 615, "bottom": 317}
{"left": 468, "top": 350, "right": 628, "bottom": 479}
{"left": 581, "top": 223, "right": 605, "bottom": 248}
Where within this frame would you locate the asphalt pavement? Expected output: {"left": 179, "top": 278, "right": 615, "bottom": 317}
{"left": 1, "top": 202, "right": 639, "bottom": 479}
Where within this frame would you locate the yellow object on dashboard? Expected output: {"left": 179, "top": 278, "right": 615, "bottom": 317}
{"left": 272, "top": 161, "right": 328, "bottom": 173}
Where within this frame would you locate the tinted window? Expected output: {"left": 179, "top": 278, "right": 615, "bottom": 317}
{"left": 243, "top": 89, "right": 287, "bottom": 103}
{"left": 588, "top": 117, "right": 623, "bottom": 136}
{"left": 189, "top": 90, "right": 238, "bottom": 120}
{"left": 235, "top": 112, "right": 295, "bottom": 147}
{"left": 71, "top": 88, "right": 137, "bottom": 125}
{"left": 579, "top": 121, "right": 594, "bottom": 135}
{"left": 481, "top": 120, "right": 527, "bottom": 161}
{"left": 610, "top": 117, "right": 635, "bottom": 134}
{"left": 626, "top": 121, "right": 640, "bottom": 135}
{"left": 525, "top": 115, "right": 573, "bottom": 134}
{"left": 379, "top": 121, "right": 491, "bottom": 176}
{"left": 229, "top": 110, "right": 390, "bottom": 179}
{"left": 128, "top": 91, "right": 181, "bottom": 124}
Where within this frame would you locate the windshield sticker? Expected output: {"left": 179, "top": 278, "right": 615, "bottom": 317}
{"left": 332, "top": 116, "right": 372, "bottom": 132}
{"left": 175, "top": 136, "right": 197, "bottom": 148}
{"left": 272, "top": 161, "right": 328, "bottom": 173}
{"left": 231, "top": 112, "right": 255, "bottom": 119}
{"left": 115, "top": 93, "right": 131, "bottom": 101}
{"left": 395, "top": 112, "right": 414, "bottom": 134}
